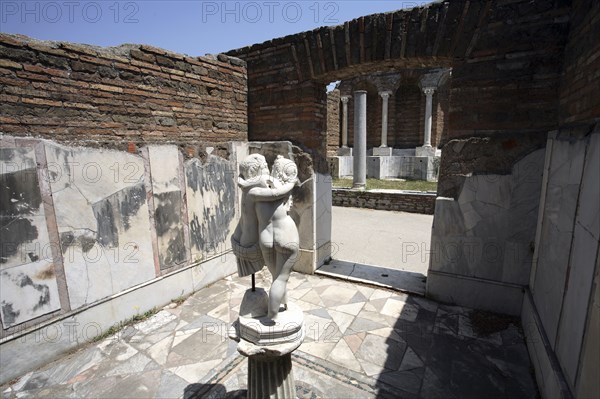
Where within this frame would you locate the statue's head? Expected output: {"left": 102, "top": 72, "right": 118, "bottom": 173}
{"left": 239, "top": 154, "right": 269, "bottom": 182}
{"left": 272, "top": 155, "right": 298, "bottom": 184}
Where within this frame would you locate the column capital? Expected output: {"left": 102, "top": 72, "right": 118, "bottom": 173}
{"left": 379, "top": 91, "right": 392, "bottom": 99}
{"left": 422, "top": 87, "right": 436, "bottom": 95}
{"left": 340, "top": 95, "right": 351, "bottom": 103}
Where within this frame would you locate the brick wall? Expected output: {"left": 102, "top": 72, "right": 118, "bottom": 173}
{"left": 448, "top": 1, "right": 569, "bottom": 140}
{"left": 332, "top": 189, "right": 435, "bottom": 214}
{"left": 0, "top": 34, "right": 248, "bottom": 151}
{"left": 559, "top": 0, "right": 600, "bottom": 125}
{"left": 433, "top": 85, "right": 450, "bottom": 146}
{"left": 394, "top": 80, "right": 422, "bottom": 148}
{"left": 228, "top": 0, "right": 570, "bottom": 175}
{"left": 326, "top": 89, "right": 340, "bottom": 155}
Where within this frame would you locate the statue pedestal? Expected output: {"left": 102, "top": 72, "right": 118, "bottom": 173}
{"left": 229, "top": 288, "right": 305, "bottom": 399}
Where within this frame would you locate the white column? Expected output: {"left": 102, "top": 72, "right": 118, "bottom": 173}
{"left": 379, "top": 91, "right": 391, "bottom": 147}
{"left": 340, "top": 96, "right": 350, "bottom": 147}
{"left": 422, "top": 87, "right": 435, "bottom": 147}
{"left": 353, "top": 90, "right": 367, "bottom": 189}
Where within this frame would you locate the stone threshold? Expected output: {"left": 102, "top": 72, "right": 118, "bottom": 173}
{"left": 316, "top": 259, "right": 426, "bottom": 296}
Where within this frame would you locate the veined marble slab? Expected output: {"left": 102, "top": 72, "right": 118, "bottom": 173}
{"left": 147, "top": 146, "right": 187, "bottom": 270}
{"left": 45, "top": 143, "right": 155, "bottom": 309}
{"left": 0, "top": 259, "right": 61, "bottom": 328}
{"left": 184, "top": 155, "right": 237, "bottom": 262}
{"left": 0, "top": 147, "right": 52, "bottom": 270}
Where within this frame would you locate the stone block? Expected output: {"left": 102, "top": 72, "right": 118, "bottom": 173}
{"left": 372, "top": 147, "right": 392, "bottom": 156}
{"left": 314, "top": 173, "right": 332, "bottom": 268}
{"left": 337, "top": 147, "right": 352, "bottom": 156}
{"left": 338, "top": 156, "right": 353, "bottom": 178}
{"left": 415, "top": 146, "right": 436, "bottom": 157}
{"left": 426, "top": 270, "right": 523, "bottom": 316}
{"left": 367, "top": 157, "right": 382, "bottom": 179}
{"left": 293, "top": 249, "right": 315, "bottom": 275}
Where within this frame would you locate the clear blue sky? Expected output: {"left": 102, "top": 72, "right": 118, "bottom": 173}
{"left": 1, "top": 1, "right": 432, "bottom": 56}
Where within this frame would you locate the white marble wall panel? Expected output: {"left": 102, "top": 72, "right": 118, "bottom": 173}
{"left": 575, "top": 259, "right": 599, "bottom": 398}
{"left": 1, "top": 147, "right": 51, "bottom": 268}
{"left": 429, "top": 150, "right": 545, "bottom": 291}
{"left": 315, "top": 173, "right": 333, "bottom": 268}
{"left": 185, "top": 155, "right": 237, "bottom": 262}
{"left": 0, "top": 259, "right": 61, "bottom": 328}
{"left": 555, "top": 133, "right": 600, "bottom": 386}
{"left": 45, "top": 143, "right": 155, "bottom": 309}
{"left": 147, "top": 145, "right": 187, "bottom": 270}
{"left": 532, "top": 139, "right": 587, "bottom": 344}
{"left": 0, "top": 146, "right": 62, "bottom": 329}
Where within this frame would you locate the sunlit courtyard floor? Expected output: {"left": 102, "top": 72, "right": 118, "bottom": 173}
{"left": 2, "top": 270, "right": 538, "bottom": 398}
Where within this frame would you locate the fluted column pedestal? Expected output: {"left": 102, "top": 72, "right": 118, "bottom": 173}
{"left": 229, "top": 288, "right": 305, "bottom": 399}
{"left": 248, "top": 354, "right": 294, "bottom": 398}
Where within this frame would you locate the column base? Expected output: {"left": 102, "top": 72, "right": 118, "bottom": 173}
{"left": 337, "top": 147, "right": 352, "bottom": 156}
{"left": 352, "top": 183, "right": 366, "bottom": 190}
{"left": 372, "top": 147, "right": 392, "bottom": 156}
{"left": 415, "top": 145, "right": 437, "bottom": 157}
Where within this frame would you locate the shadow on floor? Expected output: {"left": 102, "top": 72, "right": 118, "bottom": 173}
{"left": 374, "top": 303, "right": 539, "bottom": 399}
{"left": 184, "top": 383, "right": 245, "bottom": 399}
{"left": 317, "top": 259, "right": 426, "bottom": 295}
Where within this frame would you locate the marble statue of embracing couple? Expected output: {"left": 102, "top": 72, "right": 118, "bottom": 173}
{"left": 231, "top": 154, "right": 300, "bottom": 320}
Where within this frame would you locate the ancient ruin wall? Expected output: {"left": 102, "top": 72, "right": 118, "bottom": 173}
{"left": 0, "top": 34, "right": 248, "bottom": 150}
{"left": 228, "top": 0, "right": 570, "bottom": 168}
{"left": 326, "top": 89, "right": 340, "bottom": 155}
{"left": 558, "top": 0, "right": 600, "bottom": 125}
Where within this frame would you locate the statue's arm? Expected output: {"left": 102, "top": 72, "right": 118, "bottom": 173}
{"left": 247, "top": 182, "right": 295, "bottom": 202}
{"left": 238, "top": 176, "right": 267, "bottom": 189}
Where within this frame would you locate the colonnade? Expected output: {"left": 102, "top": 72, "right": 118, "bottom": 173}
{"left": 339, "top": 87, "right": 438, "bottom": 188}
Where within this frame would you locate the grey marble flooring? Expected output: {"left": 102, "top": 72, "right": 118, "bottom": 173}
{"left": 1, "top": 270, "right": 538, "bottom": 398}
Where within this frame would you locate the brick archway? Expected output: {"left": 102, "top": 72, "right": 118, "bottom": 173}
{"left": 227, "top": 0, "right": 567, "bottom": 179}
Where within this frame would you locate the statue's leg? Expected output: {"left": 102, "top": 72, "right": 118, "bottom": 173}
{"left": 260, "top": 243, "right": 276, "bottom": 280}
{"left": 268, "top": 245, "right": 299, "bottom": 319}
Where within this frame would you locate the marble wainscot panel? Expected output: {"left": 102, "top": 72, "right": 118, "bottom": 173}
{"left": 185, "top": 154, "right": 237, "bottom": 263}
{"left": 0, "top": 146, "right": 61, "bottom": 328}
{"left": 45, "top": 143, "right": 155, "bottom": 310}
{"left": 147, "top": 146, "right": 188, "bottom": 270}
{"left": 427, "top": 149, "right": 545, "bottom": 315}
{"left": 531, "top": 137, "right": 588, "bottom": 344}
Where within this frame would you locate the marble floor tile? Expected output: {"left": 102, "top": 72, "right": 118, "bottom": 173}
{"left": 1, "top": 269, "right": 538, "bottom": 399}
{"left": 327, "top": 339, "right": 362, "bottom": 373}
